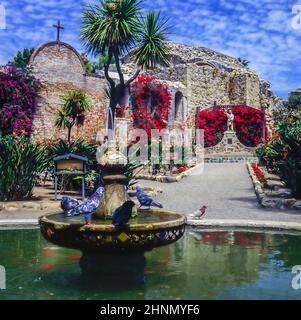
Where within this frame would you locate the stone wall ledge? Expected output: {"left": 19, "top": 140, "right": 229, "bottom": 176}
{"left": 247, "top": 163, "right": 301, "bottom": 211}
{"left": 0, "top": 201, "right": 60, "bottom": 214}
{"left": 205, "top": 156, "right": 259, "bottom": 163}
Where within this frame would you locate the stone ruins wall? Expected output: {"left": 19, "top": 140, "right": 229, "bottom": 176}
{"left": 30, "top": 42, "right": 108, "bottom": 143}
{"left": 122, "top": 42, "right": 279, "bottom": 115}
{"left": 28, "top": 40, "right": 280, "bottom": 149}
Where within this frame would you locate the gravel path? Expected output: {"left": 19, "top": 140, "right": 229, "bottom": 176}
{"left": 139, "top": 163, "right": 301, "bottom": 223}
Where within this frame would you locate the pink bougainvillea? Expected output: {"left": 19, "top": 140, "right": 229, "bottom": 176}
{"left": 0, "top": 66, "right": 41, "bottom": 136}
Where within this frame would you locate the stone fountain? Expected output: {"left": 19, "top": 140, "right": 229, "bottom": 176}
{"left": 39, "top": 145, "right": 186, "bottom": 284}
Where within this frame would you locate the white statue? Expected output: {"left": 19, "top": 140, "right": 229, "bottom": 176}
{"left": 227, "top": 110, "right": 234, "bottom": 131}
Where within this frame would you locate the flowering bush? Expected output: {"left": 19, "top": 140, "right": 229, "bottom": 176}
{"left": 256, "top": 108, "right": 301, "bottom": 197}
{"left": 196, "top": 106, "right": 266, "bottom": 148}
{"left": 196, "top": 108, "right": 227, "bottom": 147}
{"left": 232, "top": 106, "right": 266, "bottom": 147}
{"left": 130, "top": 76, "right": 172, "bottom": 137}
{"left": 178, "top": 165, "right": 193, "bottom": 173}
{"left": 0, "top": 66, "right": 41, "bottom": 136}
{"left": 251, "top": 163, "right": 267, "bottom": 185}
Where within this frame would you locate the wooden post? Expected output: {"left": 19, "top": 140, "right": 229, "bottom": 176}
{"left": 82, "top": 176, "right": 85, "bottom": 200}
{"left": 54, "top": 175, "right": 58, "bottom": 201}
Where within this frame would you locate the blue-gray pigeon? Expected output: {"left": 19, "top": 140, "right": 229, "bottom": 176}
{"left": 136, "top": 186, "right": 163, "bottom": 209}
{"left": 67, "top": 186, "right": 105, "bottom": 224}
{"left": 112, "top": 200, "right": 135, "bottom": 227}
{"left": 61, "top": 196, "right": 81, "bottom": 216}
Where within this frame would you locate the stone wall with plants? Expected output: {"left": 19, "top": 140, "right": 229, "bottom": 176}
{"left": 122, "top": 42, "right": 279, "bottom": 117}
{"left": 30, "top": 42, "right": 108, "bottom": 143}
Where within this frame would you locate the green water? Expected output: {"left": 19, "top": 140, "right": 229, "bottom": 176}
{"left": 47, "top": 211, "right": 182, "bottom": 224}
{"left": 0, "top": 228, "right": 301, "bottom": 300}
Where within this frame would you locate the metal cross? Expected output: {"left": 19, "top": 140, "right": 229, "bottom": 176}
{"left": 53, "top": 19, "right": 64, "bottom": 43}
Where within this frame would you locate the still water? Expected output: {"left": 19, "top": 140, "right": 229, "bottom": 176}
{"left": 0, "top": 228, "right": 301, "bottom": 300}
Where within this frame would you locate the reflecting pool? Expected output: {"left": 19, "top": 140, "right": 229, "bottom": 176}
{"left": 0, "top": 228, "right": 301, "bottom": 300}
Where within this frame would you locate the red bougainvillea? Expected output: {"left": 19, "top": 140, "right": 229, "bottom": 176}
{"left": 178, "top": 165, "right": 194, "bottom": 173}
{"left": 0, "top": 66, "right": 41, "bottom": 136}
{"left": 251, "top": 163, "right": 267, "bottom": 184}
{"left": 232, "top": 106, "right": 267, "bottom": 147}
{"left": 196, "top": 108, "right": 227, "bottom": 147}
{"left": 130, "top": 76, "right": 172, "bottom": 136}
{"left": 196, "top": 106, "right": 267, "bottom": 148}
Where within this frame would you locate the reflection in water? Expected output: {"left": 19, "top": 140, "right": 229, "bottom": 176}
{"left": 0, "top": 228, "right": 301, "bottom": 299}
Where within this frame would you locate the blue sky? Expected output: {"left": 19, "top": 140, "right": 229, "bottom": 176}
{"left": 0, "top": 0, "right": 300, "bottom": 99}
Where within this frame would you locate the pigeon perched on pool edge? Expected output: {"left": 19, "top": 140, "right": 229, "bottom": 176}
{"left": 136, "top": 186, "right": 163, "bottom": 209}
{"left": 188, "top": 206, "right": 207, "bottom": 220}
{"left": 61, "top": 196, "right": 80, "bottom": 216}
{"left": 112, "top": 200, "right": 135, "bottom": 227}
{"left": 68, "top": 186, "right": 105, "bottom": 225}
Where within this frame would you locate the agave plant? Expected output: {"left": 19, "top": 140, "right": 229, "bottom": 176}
{"left": 81, "top": 0, "right": 170, "bottom": 131}
{"left": 0, "top": 135, "right": 50, "bottom": 201}
{"left": 54, "top": 90, "right": 90, "bottom": 143}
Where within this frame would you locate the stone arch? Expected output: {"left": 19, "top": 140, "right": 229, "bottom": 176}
{"left": 174, "top": 91, "right": 184, "bottom": 119}
{"left": 195, "top": 60, "right": 217, "bottom": 69}
{"left": 29, "top": 41, "right": 86, "bottom": 78}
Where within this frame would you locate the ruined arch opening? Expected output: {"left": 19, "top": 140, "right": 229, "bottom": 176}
{"left": 175, "top": 91, "right": 184, "bottom": 120}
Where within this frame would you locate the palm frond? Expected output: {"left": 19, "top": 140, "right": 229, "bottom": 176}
{"left": 134, "top": 11, "right": 170, "bottom": 69}
{"left": 81, "top": 0, "right": 143, "bottom": 57}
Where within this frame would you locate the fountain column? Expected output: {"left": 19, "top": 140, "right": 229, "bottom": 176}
{"left": 95, "top": 142, "right": 131, "bottom": 219}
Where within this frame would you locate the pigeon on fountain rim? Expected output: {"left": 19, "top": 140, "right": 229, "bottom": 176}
{"left": 136, "top": 186, "right": 163, "bottom": 209}
{"left": 112, "top": 200, "right": 136, "bottom": 227}
{"left": 63, "top": 186, "right": 105, "bottom": 225}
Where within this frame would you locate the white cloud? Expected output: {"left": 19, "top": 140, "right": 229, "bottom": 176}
{"left": 0, "top": 0, "right": 300, "bottom": 98}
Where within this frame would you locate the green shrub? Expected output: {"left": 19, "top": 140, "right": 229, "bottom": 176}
{"left": 0, "top": 135, "right": 49, "bottom": 201}
{"left": 47, "top": 139, "right": 100, "bottom": 192}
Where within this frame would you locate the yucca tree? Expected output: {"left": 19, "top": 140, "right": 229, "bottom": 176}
{"left": 54, "top": 90, "right": 90, "bottom": 143}
{"left": 81, "top": 0, "right": 170, "bottom": 131}
{"left": 238, "top": 57, "right": 250, "bottom": 68}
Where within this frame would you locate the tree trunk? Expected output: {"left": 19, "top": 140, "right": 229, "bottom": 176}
{"left": 107, "top": 84, "right": 127, "bottom": 131}
{"left": 67, "top": 126, "right": 72, "bottom": 143}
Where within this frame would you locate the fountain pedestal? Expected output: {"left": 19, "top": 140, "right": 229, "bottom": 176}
{"left": 80, "top": 252, "right": 146, "bottom": 285}
{"left": 39, "top": 148, "right": 186, "bottom": 285}
{"left": 95, "top": 147, "right": 131, "bottom": 219}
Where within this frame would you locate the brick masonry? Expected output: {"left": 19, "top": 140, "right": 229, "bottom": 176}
{"left": 30, "top": 41, "right": 108, "bottom": 143}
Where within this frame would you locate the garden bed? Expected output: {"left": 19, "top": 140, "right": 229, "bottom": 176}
{"left": 247, "top": 163, "right": 301, "bottom": 210}
{"left": 136, "top": 164, "right": 200, "bottom": 183}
